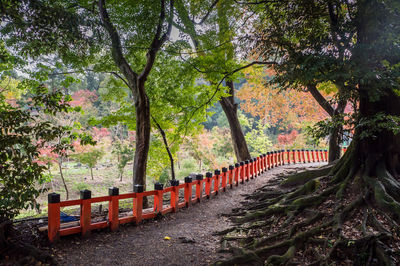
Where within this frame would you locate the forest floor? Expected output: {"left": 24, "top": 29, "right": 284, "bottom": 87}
{"left": 35, "top": 163, "right": 323, "bottom": 266}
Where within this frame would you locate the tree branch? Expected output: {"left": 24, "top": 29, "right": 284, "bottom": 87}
{"left": 151, "top": 114, "right": 176, "bottom": 180}
{"left": 194, "top": 0, "right": 219, "bottom": 25}
{"left": 139, "top": 0, "right": 174, "bottom": 83}
{"left": 98, "top": 0, "right": 138, "bottom": 92}
{"left": 48, "top": 69, "right": 130, "bottom": 88}
{"left": 307, "top": 84, "right": 335, "bottom": 117}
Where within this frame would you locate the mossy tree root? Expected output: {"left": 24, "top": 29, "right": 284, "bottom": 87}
{"left": 215, "top": 156, "right": 400, "bottom": 265}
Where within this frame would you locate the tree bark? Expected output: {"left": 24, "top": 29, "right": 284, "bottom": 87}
{"left": 220, "top": 81, "right": 251, "bottom": 162}
{"left": 132, "top": 89, "right": 151, "bottom": 189}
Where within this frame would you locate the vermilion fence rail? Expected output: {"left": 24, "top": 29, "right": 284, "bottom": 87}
{"left": 47, "top": 149, "right": 334, "bottom": 242}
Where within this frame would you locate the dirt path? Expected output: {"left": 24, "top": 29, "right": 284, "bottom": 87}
{"left": 52, "top": 163, "right": 323, "bottom": 266}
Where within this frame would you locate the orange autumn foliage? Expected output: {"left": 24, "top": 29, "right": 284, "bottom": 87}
{"left": 237, "top": 67, "right": 330, "bottom": 131}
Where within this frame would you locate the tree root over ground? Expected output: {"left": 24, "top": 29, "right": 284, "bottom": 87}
{"left": 215, "top": 151, "right": 400, "bottom": 265}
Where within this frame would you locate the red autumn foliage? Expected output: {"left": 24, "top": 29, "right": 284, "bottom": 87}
{"left": 70, "top": 90, "right": 98, "bottom": 107}
{"left": 277, "top": 130, "right": 298, "bottom": 146}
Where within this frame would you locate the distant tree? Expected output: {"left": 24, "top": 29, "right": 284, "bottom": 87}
{"left": 175, "top": 0, "right": 254, "bottom": 162}
{"left": 112, "top": 141, "right": 134, "bottom": 181}
{"left": 73, "top": 148, "right": 104, "bottom": 180}
{"left": 237, "top": 67, "right": 329, "bottom": 133}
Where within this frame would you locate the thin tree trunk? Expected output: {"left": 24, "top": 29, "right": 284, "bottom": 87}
{"left": 90, "top": 167, "right": 94, "bottom": 180}
{"left": 48, "top": 166, "right": 55, "bottom": 191}
{"left": 58, "top": 158, "right": 69, "bottom": 200}
{"left": 307, "top": 84, "right": 347, "bottom": 162}
{"left": 151, "top": 115, "right": 175, "bottom": 180}
{"left": 328, "top": 97, "right": 347, "bottom": 162}
{"left": 220, "top": 81, "right": 251, "bottom": 162}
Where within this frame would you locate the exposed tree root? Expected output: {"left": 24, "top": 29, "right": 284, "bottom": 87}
{"left": 215, "top": 158, "right": 400, "bottom": 265}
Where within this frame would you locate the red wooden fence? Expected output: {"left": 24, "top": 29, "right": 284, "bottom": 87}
{"left": 47, "top": 148, "right": 337, "bottom": 242}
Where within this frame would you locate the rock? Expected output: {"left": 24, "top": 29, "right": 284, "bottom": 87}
{"left": 178, "top": 236, "right": 196, "bottom": 243}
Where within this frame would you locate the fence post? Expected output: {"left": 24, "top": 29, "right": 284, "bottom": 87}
{"left": 195, "top": 174, "right": 203, "bottom": 202}
{"left": 311, "top": 149, "right": 315, "bottom": 162}
{"left": 286, "top": 149, "right": 290, "bottom": 164}
{"left": 266, "top": 152, "right": 271, "bottom": 169}
{"left": 221, "top": 167, "right": 228, "bottom": 191}
{"left": 254, "top": 156, "right": 261, "bottom": 177}
{"left": 240, "top": 161, "right": 245, "bottom": 184}
{"left": 80, "top": 189, "right": 91, "bottom": 237}
{"left": 324, "top": 150, "right": 328, "bottom": 162}
{"left": 235, "top": 163, "right": 240, "bottom": 186}
{"left": 277, "top": 150, "right": 281, "bottom": 166}
{"left": 214, "top": 169, "right": 221, "bottom": 194}
{"left": 316, "top": 149, "right": 320, "bottom": 162}
{"left": 133, "top": 185, "right": 144, "bottom": 223}
{"left": 154, "top": 183, "right": 164, "bottom": 213}
{"left": 108, "top": 187, "right": 119, "bottom": 232}
{"left": 262, "top": 153, "right": 267, "bottom": 171}
{"left": 258, "top": 155, "right": 263, "bottom": 174}
{"left": 306, "top": 150, "right": 311, "bottom": 163}
{"left": 48, "top": 193, "right": 60, "bottom": 243}
{"left": 228, "top": 165, "right": 234, "bottom": 188}
{"left": 301, "top": 149, "right": 306, "bottom": 163}
{"left": 205, "top": 172, "right": 212, "bottom": 199}
{"left": 184, "top": 176, "right": 193, "bottom": 207}
{"left": 269, "top": 151, "right": 274, "bottom": 168}
{"left": 170, "top": 180, "right": 179, "bottom": 212}
{"left": 319, "top": 150, "right": 324, "bottom": 162}
{"left": 253, "top": 157, "right": 258, "bottom": 178}
{"left": 244, "top": 160, "right": 249, "bottom": 181}
{"left": 254, "top": 157, "right": 258, "bottom": 176}
{"left": 249, "top": 158, "right": 254, "bottom": 179}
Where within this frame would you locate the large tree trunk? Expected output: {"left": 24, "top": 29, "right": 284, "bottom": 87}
{"left": 133, "top": 82, "right": 151, "bottom": 208}
{"left": 220, "top": 81, "right": 251, "bottom": 162}
{"left": 132, "top": 87, "right": 151, "bottom": 190}
{"left": 355, "top": 88, "right": 400, "bottom": 177}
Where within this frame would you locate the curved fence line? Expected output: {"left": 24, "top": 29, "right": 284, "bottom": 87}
{"left": 47, "top": 149, "right": 336, "bottom": 242}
